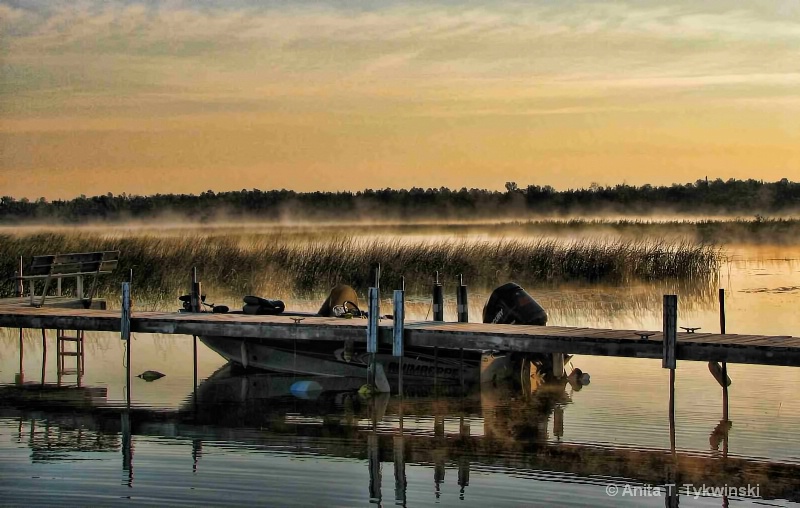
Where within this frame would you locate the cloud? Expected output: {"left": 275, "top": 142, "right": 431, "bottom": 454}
{"left": 2, "top": 0, "right": 799, "bottom": 122}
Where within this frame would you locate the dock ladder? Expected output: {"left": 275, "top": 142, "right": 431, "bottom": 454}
{"left": 57, "top": 329, "right": 85, "bottom": 386}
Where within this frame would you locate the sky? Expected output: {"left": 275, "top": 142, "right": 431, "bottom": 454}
{"left": 1, "top": 0, "right": 799, "bottom": 200}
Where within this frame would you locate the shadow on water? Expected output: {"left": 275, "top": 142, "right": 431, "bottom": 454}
{"left": 2, "top": 360, "right": 799, "bottom": 505}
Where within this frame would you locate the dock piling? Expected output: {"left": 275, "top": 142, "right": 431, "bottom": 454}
{"left": 662, "top": 295, "right": 677, "bottom": 369}
{"left": 432, "top": 272, "right": 444, "bottom": 321}
{"left": 720, "top": 288, "right": 729, "bottom": 421}
{"left": 393, "top": 289, "right": 405, "bottom": 394}
{"left": 15, "top": 256, "right": 23, "bottom": 297}
{"left": 122, "top": 282, "right": 131, "bottom": 408}
{"left": 663, "top": 295, "right": 678, "bottom": 454}
{"left": 456, "top": 275, "right": 468, "bottom": 323}
{"left": 367, "top": 287, "right": 379, "bottom": 387}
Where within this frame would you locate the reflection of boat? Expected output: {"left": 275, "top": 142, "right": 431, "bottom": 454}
{"left": 199, "top": 335, "right": 480, "bottom": 383}
{"left": 198, "top": 283, "right": 561, "bottom": 387}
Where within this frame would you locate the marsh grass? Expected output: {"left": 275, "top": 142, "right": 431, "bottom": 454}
{"left": 0, "top": 231, "right": 721, "bottom": 300}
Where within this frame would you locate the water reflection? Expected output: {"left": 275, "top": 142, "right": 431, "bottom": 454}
{"left": 2, "top": 362, "right": 799, "bottom": 506}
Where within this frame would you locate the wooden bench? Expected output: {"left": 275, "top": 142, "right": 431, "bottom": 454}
{"left": 20, "top": 251, "right": 120, "bottom": 308}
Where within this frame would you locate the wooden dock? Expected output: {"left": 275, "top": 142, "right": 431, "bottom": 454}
{"left": 2, "top": 297, "right": 799, "bottom": 367}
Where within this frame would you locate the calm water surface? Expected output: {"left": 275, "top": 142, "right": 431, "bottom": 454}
{"left": 1, "top": 244, "right": 799, "bottom": 506}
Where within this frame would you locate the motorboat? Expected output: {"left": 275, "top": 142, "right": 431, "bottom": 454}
{"left": 195, "top": 282, "right": 579, "bottom": 390}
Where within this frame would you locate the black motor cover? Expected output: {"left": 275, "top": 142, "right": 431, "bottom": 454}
{"left": 482, "top": 282, "right": 547, "bottom": 325}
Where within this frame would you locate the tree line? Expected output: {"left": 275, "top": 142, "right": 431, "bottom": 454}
{"left": 1, "top": 178, "right": 798, "bottom": 223}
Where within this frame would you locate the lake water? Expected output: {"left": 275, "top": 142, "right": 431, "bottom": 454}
{"left": 1, "top": 240, "right": 799, "bottom": 507}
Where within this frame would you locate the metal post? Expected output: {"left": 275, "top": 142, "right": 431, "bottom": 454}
{"left": 15, "top": 256, "right": 23, "bottom": 297}
{"left": 18, "top": 328, "right": 24, "bottom": 384}
{"left": 393, "top": 289, "right": 405, "bottom": 395}
{"left": 433, "top": 272, "right": 444, "bottom": 321}
{"left": 456, "top": 275, "right": 468, "bottom": 323}
{"left": 392, "top": 290, "right": 405, "bottom": 358}
{"left": 16, "top": 257, "right": 24, "bottom": 379}
{"left": 662, "top": 295, "right": 677, "bottom": 370}
{"left": 193, "top": 334, "right": 198, "bottom": 405}
{"left": 122, "top": 282, "right": 131, "bottom": 408}
{"left": 40, "top": 329, "right": 47, "bottom": 385}
{"left": 669, "top": 368, "right": 676, "bottom": 455}
{"left": 663, "top": 295, "right": 677, "bottom": 456}
{"left": 720, "top": 289, "right": 729, "bottom": 421}
{"left": 190, "top": 268, "right": 201, "bottom": 313}
{"left": 367, "top": 287, "right": 379, "bottom": 386}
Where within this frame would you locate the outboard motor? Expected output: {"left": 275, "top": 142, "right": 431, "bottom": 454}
{"left": 318, "top": 284, "right": 363, "bottom": 317}
{"left": 482, "top": 282, "right": 547, "bottom": 326}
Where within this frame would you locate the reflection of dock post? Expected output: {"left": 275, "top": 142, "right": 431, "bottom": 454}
{"left": 554, "top": 406, "right": 564, "bottom": 441}
{"left": 393, "top": 289, "right": 405, "bottom": 395}
{"left": 457, "top": 276, "right": 468, "bottom": 390}
{"left": 192, "top": 439, "right": 202, "bottom": 473}
{"left": 40, "top": 328, "right": 47, "bottom": 385}
{"left": 17, "top": 328, "right": 24, "bottom": 385}
{"left": 458, "top": 455, "right": 470, "bottom": 500}
{"left": 367, "top": 287, "right": 379, "bottom": 388}
{"left": 393, "top": 434, "right": 406, "bottom": 506}
{"left": 368, "top": 432, "right": 381, "bottom": 503}
{"left": 121, "top": 411, "right": 133, "bottom": 487}
{"left": 663, "top": 295, "right": 678, "bottom": 455}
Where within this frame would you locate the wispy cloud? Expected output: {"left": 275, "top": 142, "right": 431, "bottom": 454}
{"left": 2, "top": 1, "right": 799, "bottom": 121}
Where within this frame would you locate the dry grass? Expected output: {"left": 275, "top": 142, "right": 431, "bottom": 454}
{"left": 0, "top": 231, "right": 721, "bottom": 300}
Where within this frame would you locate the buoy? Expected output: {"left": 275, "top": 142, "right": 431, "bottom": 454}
{"left": 708, "top": 361, "right": 732, "bottom": 387}
{"left": 290, "top": 380, "right": 323, "bottom": 399}
{"left": 137, "top": 370, "right": 165, "bottom": 382}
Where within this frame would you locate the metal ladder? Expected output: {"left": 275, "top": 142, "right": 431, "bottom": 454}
{"left": 57, "top": 329, "right": 85, "bottom": 386}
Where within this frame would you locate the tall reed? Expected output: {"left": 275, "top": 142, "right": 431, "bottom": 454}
{"left": 0, "top": 232, "right": 721, "bottom": 299}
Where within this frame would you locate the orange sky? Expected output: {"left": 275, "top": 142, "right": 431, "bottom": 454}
{"left": 1, "top": 1, "right": 798, "bottom": 200}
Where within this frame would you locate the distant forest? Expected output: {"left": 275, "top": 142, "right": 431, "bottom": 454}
{"left": 1, "top": 178, "right": 799, "bottom": 223}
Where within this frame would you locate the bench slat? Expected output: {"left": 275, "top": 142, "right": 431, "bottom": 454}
{"left": 24, "top": 251, "right": 119, "bottom": 279}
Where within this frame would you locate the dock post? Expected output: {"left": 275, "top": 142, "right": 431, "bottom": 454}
{"left": 368, "top": 397, "right": 382, "bottom": 505}
{"left": 15, "top": 256, "right": 23, "bottom": 297}
{"left": 193, "top": 333, "right": 198, "bottom": 408}
{"left": 122, "top": 282, "right": 131, "bottom": 408}
{"left": 456, "top": 275, "right": 468, "bottom": 323}
{"left": 367, "top": 287, "right": 379, "bottom": 387}
{"left": 433, "top": 271, "right": 444, "bottom": 321}
{"left": 394, "top": 393, "right": 406, "bottom": 505}
{"left": 394, "top": 394, "right": 407, "bottom": 506}
{"left": 663, "top": 294, "right": 678, "bottom": 454}
{"left": 16, "top": 257, "right": 24, "bottom": 384}
{"left": 393, "top": 289, "right": 405, "bottom": 394}
{"left": 190, "top": 268, "right": 202, "bottom": 313}
{"left": 40, "top": 328, "right": 47, "bottom": 385}
{"left": 662, "top": 295, "right": 677, "bottom": 370}
{"left": 719, "top": 288, "right": 729, "bottom": 421}
{"left": 17, "top": 328, "right": 24, "bottom": 384}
